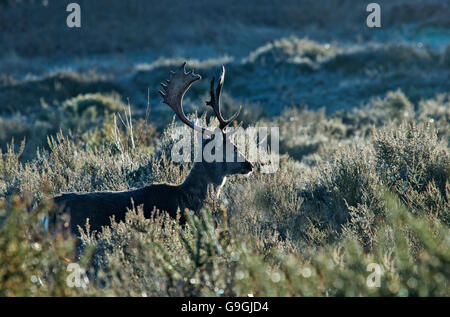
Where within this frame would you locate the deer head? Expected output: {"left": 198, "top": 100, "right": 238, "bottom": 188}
{"left": 159, "top": 62, "right": 253, "bottom": 184}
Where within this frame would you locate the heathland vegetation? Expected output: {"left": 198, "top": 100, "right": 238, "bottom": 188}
{"left": 0, "top": 0, "right": 449, "bottom": 296}
{"left": 1, "top": 86, "right": 448, "bottom": 296}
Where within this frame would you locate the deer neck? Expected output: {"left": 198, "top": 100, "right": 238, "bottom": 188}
{"left": 179, "top": 163, "right": 227, "bottom": 211}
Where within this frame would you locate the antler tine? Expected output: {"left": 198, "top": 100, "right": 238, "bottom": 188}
{"left": 206, "top": 66, "right": 242, "bottom": 132}
{"left": 159, "top": 62, "right": 213, "bottom": 137}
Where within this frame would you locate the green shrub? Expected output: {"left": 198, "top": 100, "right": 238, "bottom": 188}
{"left": 0, "top": 195, "right": 95, "bottom": 296}
{"left": 0, "top": 91, "right": 448, "bottom": 297}
{"left": 374, "top": 122, "right": 449, "bottom": 224}
{"left": 77, "top": 190, "right": 449, "bottom": 296}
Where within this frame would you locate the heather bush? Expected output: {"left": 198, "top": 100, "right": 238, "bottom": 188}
{"left": 277, "top": 107, "right": 347, "bottom": 162}
{"left": 0, "top": 91, "right": 448, "bottom": 296}
{"left": 417, "top": 94, "right": 450, "bottom": 143}
{"left": 0, "top": 195, "right": 96, "bottom": 296}
{"left": 1, "top": 0, "right": 449, "bottom": 298}
{"left": 374, "top": 122, "right": 449, "bottom": 224}
{"left": 76, "top": 191, "right": 448, "bottom": 296}
{"left": 245, "top": 36, "right": 338, "bottom": 69}
{"left": 341, "top": 90, "right": 414, "bottom": 136}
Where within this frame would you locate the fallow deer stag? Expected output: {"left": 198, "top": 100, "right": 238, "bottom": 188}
{"left": 53, "top": 62, "right": 253, "bottom": 234}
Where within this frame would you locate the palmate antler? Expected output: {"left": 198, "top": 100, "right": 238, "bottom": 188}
{"left": 159, "top": 62, "right": 241, "bottom": 137}
{"left": 206, "top": 66, "right": 242, "bottom": 131}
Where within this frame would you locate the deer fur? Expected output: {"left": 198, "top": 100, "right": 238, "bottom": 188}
{"left": 52, "top": 63, "right": 253, "bottom": 234}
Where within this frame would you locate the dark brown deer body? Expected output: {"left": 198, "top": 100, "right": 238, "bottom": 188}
{"left": 53, "top": 63, "right": 253, "bottom": 234}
